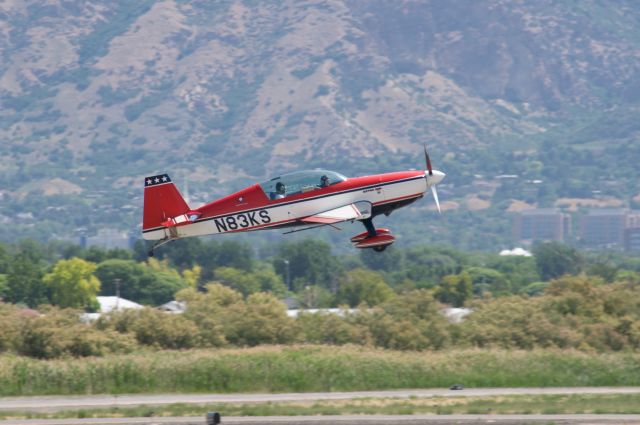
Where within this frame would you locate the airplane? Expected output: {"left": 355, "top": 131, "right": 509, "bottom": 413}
{"left": 142, "top": 147, "right": 445, "bottom": 256}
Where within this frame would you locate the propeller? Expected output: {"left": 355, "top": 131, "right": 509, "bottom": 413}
{"left": 431, "top": 185, "right": 441, "bottom": 214}
{"left": 424, "top": 144, "right": 442, "bottom": 214}
{"left": 424, "top": 144, "right": 433, "bottom": 176}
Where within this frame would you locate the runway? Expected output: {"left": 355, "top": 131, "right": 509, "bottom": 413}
{"left": 3, "top": 414, "right": 640, "bottom": 425}
{"left": 3, "top": 388, "right": 640, "bottom": 425}
{"left": 2, "top": 387, "right": 640, "bottom": 412}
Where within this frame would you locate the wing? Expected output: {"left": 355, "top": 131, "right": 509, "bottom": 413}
{"left": 299, "top": 201, "right": 372, "bottom": 224}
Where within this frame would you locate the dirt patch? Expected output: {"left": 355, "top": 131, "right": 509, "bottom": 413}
{"left": 17, "top": 178, "right": 82, "bottom": 199}
{"left": 555, "top": 197, "right": 623, "bottom": 211}
{"left": 507, "top": 200, "right": 537, "bottom": 212}
{"left": 465, "top": 195, "right": 490, "bottom": 210}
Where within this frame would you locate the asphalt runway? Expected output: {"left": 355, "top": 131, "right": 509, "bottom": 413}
{"left": 3, "top": 414, "right": 640, "bottom": 425}
{"left": 3, "top": 388, "right": 640, "bottom": 425}
{"left": 2, "top": 387, "right": 640, "bottom": 412}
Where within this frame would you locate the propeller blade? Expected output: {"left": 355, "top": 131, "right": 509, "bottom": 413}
{"left": 424, "top": 144, "right": 433, "bottom": 176}
{"left": 431, "top": 185, "right": 441, "bottom": 214}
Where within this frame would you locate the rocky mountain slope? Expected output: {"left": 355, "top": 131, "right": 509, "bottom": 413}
{"left": 1, "top": 0, "right": 639, "bottom": 246}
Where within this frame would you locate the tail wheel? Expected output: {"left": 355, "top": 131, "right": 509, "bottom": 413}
{"left": 373, "top": 245, "right": 388, "bottom": 252}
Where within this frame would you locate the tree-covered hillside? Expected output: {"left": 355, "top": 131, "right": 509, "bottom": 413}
{"left": 1, "top": 1, "right": 639, "bottom": 248}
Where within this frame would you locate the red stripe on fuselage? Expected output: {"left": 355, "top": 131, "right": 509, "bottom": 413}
{"left": 194, "top": 170, "right": 424, "bottom": 218}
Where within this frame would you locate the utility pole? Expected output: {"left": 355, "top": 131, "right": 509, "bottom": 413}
{"left": 283, "top": 259, "right": 291, "bottom": 291}
{"left": 114, "top": 278, "right": 121, "bottom": 310}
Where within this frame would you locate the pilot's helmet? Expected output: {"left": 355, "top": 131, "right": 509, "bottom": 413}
{"left": 320, "top": 175, "right": 329, "bottom": 186}
{"left": 276, "top": 182, "right": 285, "bottom": 193}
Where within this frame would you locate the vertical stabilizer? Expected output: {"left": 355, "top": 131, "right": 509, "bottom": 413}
{"left": 142, "top": 174, "right": 190, "bottom": 238}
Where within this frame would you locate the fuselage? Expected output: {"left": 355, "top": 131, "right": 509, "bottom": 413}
{"left": 142, "top": 169, "right": 442, "bottom": 241}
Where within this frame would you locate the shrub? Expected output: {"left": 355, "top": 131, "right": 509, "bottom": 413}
{"left": 16, "top": 307, "right": 136, "bottom": 358}
{"left": 0, "top": 302, "right": 20, "bottom": 353}
{"left": 98, "top": 308, "right": 199, "bottom": 349}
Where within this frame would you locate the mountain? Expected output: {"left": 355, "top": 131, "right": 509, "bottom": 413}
{"left": 1, "top": 0, "right": 639, "bottom": 248}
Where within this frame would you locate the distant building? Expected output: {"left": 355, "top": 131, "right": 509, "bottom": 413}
{"left": 499, "top": 247, "right": 532, "bottom": 257}
{"left": 158, "top": 300, "right": 187, "bottom": 314}
{"left": 625, "top": 227, "right": 640, "bottom": 252}
{"left": 80, "top": 296, "right": 144, "bottom": 322}
{"left": 579, "top": 209, "right": 628, "bottom": 249}
{"left": 628, "top": 211, "right": 640, "bottom": 228}
{"left": 512, "top": 209, "right": 570, "bottom": 243}
{"left": 96, "top": 296, "right": 144, "bottom": 313}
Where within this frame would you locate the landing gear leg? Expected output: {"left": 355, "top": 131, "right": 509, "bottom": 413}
{"left": 148, "top": 237, "right": 175, "bottom": 257}
{"left": 362, "top": 217, "right": 377, "bottom": 238}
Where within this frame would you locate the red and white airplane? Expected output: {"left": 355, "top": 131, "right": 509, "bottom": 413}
{"left": 142, "top": 147, "right": 445, "bottom": 255}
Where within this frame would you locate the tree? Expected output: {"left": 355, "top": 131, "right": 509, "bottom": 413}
{"left": 544, "top": 274, "right": 604, "bottom": 318}
{"left": 0, "top": 244, "right": 9, "bottom": 274}
{"left": 586, "top": 262, "right": 618, "bottom": 283}
{"left": 212, "top": 266, "right": 287, "bottom": 298}
{"left": 459, "top": 296, "right": 565, "bottom": 349}
{"left": 43, "top": 258, "right": 101, "bottom": 310}
{"left": 101, "top": 308, "right": 199, "bottom": 349}
{"left": 17, "top": 306, "right": 136, "bottom": 358}
{"left": 214, "top": 267, "right": 261, "bottom": 296}
{"left": 6, "top": 252, "right": 47, "bottom": 307}
{"left": 224, "top": 292, "right": 298, "bottom": 346}
{"left": 251, "top": 265, "right": 287, "bottom": 297}
{"left": 297, "top": 311, "right": 367, "bottom": 345}
{"left": 403, "top": 247, "right": 462, "bottom": 286}
{"left": 139, "top": 259, "right": 189, "bottom": 305}
{"left": 465, "top": 267, "right": 511, "bottom": 297}
{"left": 435, "top": 272, "right": 472, "bottom": 307}
{"left": 533, "top": 242, "right": 583, "bottom": 281}
{"left": 145, "top": 238, "right": 255, "bottom": 284}
{"left": 82, "top": 246, "right": 132, "bottom": 263}
{"left": 355, "top": 289, "right": 451, "bottom": 350}
{"left": 359, "top": 246, "right": 403, "bottom": 271}
{"left": 273, "top": 239, "right": 342, "bottom": 290}
{"left": 95, "top": 259, "right": 146, "bottom": 300}
{"left": 296, "top": 285, "right": 334, "bottom": 308}
{"left": 95, "top": 259, "right": 188, "bottom": 305}
{"left": 0, "top": 302, "right": 20, "bottom": 352}
{"left": 175, "top": 284, "right": 243, "bottom": 347}
{"left": 217, "top": 240, "right": 254, "bottom": 271}
{"left": 336, "top": 269, "right": 395, "bottom": 307}
{"left": 182, "top": 265, "right": 201, "bottom": 289}
{"left": 485, "top": 255, "right": 540, "bottom": 292}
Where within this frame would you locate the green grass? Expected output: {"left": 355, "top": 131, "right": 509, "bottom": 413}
{"left": 3, "top": 394, "right": 640, "bottom": 420}
{"left": 2, "top": 345, "right": 640, "bottom": 396}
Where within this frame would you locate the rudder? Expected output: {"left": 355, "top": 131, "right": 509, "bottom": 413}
{"left": 142, "top": 174, "right": 190, "bottom": 238}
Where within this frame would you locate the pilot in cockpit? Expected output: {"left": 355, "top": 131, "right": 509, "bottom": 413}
{"left": 271, "top": 182, "right": 286, "bottom": 200}
{"left": 319, "top": 175, "right": 330, "bottom": 188}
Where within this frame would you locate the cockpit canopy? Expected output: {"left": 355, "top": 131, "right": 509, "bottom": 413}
{"left": 260, "top": 170, "right": 347, "bottom": 200}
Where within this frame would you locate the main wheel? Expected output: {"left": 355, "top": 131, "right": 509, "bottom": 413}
{"left": 373, "top": 245, "right": 387, "bottom": 252}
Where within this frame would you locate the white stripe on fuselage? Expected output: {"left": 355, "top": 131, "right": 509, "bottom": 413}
{"left": 142, "top": 175, "right": 427, "bottom": 240}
